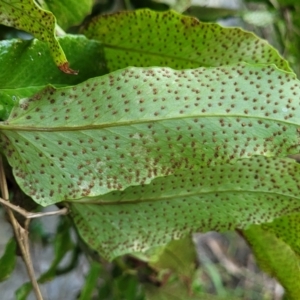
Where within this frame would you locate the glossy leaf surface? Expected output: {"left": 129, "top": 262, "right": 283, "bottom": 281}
{"left": 0, "top": 0, "right": 76, "bottom": 73}
{"left": 0, "top": 35, "right": 106, "bottom": 120}
{"left": 41, "top": 0, "right": 93, "bottom": 30}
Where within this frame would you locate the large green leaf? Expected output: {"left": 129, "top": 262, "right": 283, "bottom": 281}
{"left": 82, "top": 9, "right": 291, "bottom": 72}
{"left": 40, "top": 0, "right": 93, "bottom": 30}
{"left": 0, "top": 35, "right": 106, "bottom": 120}
{"left": 0, "top": 0, "right": 76, "bottom": 73}
{"left": 1, "top": 64, "right": 299, "bottom": 205}
{"left": 70, "top": 156, "right": 300, "bottom": 260}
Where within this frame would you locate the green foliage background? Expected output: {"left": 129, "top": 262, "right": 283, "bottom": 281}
{"left": 1, "top": 0, "right": 300, "bottom": 299}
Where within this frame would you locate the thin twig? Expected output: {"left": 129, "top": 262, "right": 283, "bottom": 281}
{"left": 0, "top": 197, "right": 68, "bottom": 219}
{"left": 0, "top": 157, "right": 43, "bottom": 300}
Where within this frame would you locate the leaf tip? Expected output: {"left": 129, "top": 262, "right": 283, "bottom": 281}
{"left": 58, "top": 62, "right": 79, "bottom": 75}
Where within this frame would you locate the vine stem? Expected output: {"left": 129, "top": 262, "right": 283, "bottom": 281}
{"left": 0, "top": 157, "right": 43, "bottom": 300}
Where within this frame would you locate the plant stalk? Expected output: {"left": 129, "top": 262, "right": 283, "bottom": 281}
{"left": 0, "top": 156, "right": 43, "bottom": 300}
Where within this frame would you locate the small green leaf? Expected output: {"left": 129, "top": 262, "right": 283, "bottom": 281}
{"left": 0, "top": 35, "right": 107, "bottom": 120}
{"left": 153, "top": 0, "right": 191, "bottom": 12}
{"left": 40, "top": 0, "right": 93, "bottom": 30}
{"left": 0, "top": 0, "right": 77, "bottom": 74}
{"left": 1, "top": 64, "right": 300, "bottom": 205}
{"left": 243, "top": 11, "right": 277, "bottom": 27}
{"left": 146, "top": 280, "right": 241, "bottom": 300}
{"left": 243, "top": 224, "right": 300, "bottom": 299}
{"left": 185, "top": 6, "right": 239, "bottom": 22}
{"left": 16, "top": 282, "right": 32, "bottom": 300}
{"left": 277, "top": 0, "right": 299, "bottom": 5}
{"left": 147, "top": 235, "right": 197, "bottom": 278}
{"left": 78, "top": 262, "right": 102, "bottom": 300}
{"left": 70, "top": 156, "right": 300, "bottom": 260}
{"left": 82, "top": 9, "right": 291, "bottom": 72}
{"left": 0, "top": 238, "right": 16, "bottom": 282}
{"left": 255, "top": 212, "right": 300, "bottom": 259}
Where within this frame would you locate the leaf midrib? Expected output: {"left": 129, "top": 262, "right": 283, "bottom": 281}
{"left": 68, "top": 189, "right": 300, "bottom": 205}
{"left": 103, "top": 44, "right": 212, "bottom": 67}
{"left": 0, "top": 114, "right": 297, "bottom": 132}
